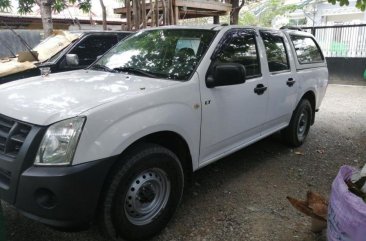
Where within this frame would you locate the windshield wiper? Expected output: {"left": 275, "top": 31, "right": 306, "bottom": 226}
{"left": 90, "top": 64, "right": 115, "bottom": 73}
{"left": 113, "top": 67, "right": 159, "bottom": 78}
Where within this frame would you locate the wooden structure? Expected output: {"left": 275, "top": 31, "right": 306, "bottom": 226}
{"left": 114, "top": 0, "right": 232, "bottom": 30}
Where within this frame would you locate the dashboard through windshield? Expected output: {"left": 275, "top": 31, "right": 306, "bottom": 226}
{"left": 92, "top": 29, "right": 217, "bottom": 81}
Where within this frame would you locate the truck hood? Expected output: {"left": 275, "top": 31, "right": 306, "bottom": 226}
{"left": 0, "top": 70, "right": 179, "bottom": 125}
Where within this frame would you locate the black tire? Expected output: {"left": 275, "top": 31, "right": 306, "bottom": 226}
{"left": 99, "top": 143, "right": 184, "bottom": 241}
{"left": 283, "top": 99, "right": 313, "bottom": 147}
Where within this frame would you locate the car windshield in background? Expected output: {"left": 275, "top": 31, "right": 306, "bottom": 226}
{"left": 33, "top": 31, "right": 82, "bottom": 62}
{"left": 93, "top": 29, "right": 217, "bottom": 81}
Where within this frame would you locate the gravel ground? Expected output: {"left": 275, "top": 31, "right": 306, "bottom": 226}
{"left": 1, "top": 84, "right": 366, "bottom": 241}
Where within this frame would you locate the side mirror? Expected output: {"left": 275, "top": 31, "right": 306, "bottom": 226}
{"left": 206, "top": 63, "right": 246, "bottom": 88}
{"left": 66, "top": 54, "right": 79, "bottom": 66}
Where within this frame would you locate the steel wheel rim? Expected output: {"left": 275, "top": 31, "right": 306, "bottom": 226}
{"left": 124, "top": 168, "right": 171, "bottom": 226}
{"left": 297, "top": 110, "right": 308, "bottom": 141}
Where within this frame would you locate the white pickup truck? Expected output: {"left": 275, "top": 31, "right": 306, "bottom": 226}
{"left": 0, "top": 25, "right": 328, "bottom": 240}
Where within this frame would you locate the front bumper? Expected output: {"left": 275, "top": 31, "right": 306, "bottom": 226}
{"left": 0, "top": 114, "right": 116, "bottom": 228}
{"left": 15, "top": 157, "right": 115, "bottom": 228}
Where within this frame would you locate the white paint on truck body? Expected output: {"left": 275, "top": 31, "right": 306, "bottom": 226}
{"left": 0, "top": 25, "right": 328, "bottom": 170}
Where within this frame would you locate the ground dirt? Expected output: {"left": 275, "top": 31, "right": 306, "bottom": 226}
{"left": 1, "top": 84, "right": 366, "bottom": 241}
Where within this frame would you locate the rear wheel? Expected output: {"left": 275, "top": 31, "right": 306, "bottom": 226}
{"left": 99, "top": 143, "right": 184, "bottom": 241}
{"left": 283, "top": 99, "right": 313, "bottom": 147}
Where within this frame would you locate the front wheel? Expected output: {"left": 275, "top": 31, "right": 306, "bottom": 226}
{"left": 99, "top": 143, "right": 184, "bottom": 241}
{"left": 283, "top": 99, "right": 313, "bottom": 147}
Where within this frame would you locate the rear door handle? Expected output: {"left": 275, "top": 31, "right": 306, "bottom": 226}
{"left": 254, "top": 84, "right": 267, "bottom": 95}
{"left": 287, "top": 78, "right": 296, "bottom": 87}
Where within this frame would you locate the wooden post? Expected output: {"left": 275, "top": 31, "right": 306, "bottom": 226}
{"left": 166, "top": 0, "right": 169, "bottom": 25}
{"left": 167, "top": 0, "right": 171, "bottom": 25}
{"left": 151, "top": 0, "right": 155, "bottom": 27}
{"left": 169, "top": 0, "right": 174, "bottom": 25}
{"left": 155, "top": 0, "right": 159, "bottom": 26}
{"left": 126, "top": 0, "right": 131, "bottom": 30}
{"left": 142, "top": 0, "right": 146, "bottom": 28}
{"left": 158, "top": 14, "right": 163, "bottom": 25}
{"left": 136, "top": 0, "right": 141, "bottom": 29}
{"left": 174, "top": 6, "right": 179, "bottom": 25}
{"left": 132, "top": 0, "right": 139, "bottom": 30}
{"left": 162, "top": 0, "right": 166, "bottom": 25}
{"left": 140, "top": 8, "right": 152, "bottom": 28}
{"left": 213, "top": 15, "right": 220, "bottom": 24}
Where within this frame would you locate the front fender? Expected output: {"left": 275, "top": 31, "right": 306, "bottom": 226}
{"left": 72, "top": 81, "right": 201, "bottom": 170}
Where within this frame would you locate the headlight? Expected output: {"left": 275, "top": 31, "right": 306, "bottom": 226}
{"left": 35, "top": 117, "right": 86, "bottom": 166}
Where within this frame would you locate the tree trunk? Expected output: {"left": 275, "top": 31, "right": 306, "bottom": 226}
{"left": 230, "top": 0, "right": 244, "bottom": 24}
{"left": 40, "top": 0, "right": 53, "bottom": 38}
{"left": 99, "top": 0, "right": 107, "bottom": 30}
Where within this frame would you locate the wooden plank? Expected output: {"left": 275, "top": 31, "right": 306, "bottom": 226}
{"left": 175, "top": 0, "right": 231, "bottom": 12}
{"left": 114, "top": 2, "right": 163, "bottom": 14}
{"left": 182, "top": 11, "right": 228, "bottom": 18}
{"left": 115, "top": 0, "right": 231, "bottom": 14}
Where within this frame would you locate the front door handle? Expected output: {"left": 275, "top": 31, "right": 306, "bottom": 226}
{"left": 287, "top": 78, "right": 296, "bottom": 87}
{"left": 254, "top": 84, "right": 267, "bottom": 95}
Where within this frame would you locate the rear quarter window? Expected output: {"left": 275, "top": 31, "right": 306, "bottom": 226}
{"left": 290, "top": 35, "right": 324, "bottom": 64}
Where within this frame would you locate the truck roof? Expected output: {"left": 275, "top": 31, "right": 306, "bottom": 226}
{"left": 142, "top": 24, "right": 313, "bottom": 36}
{"left": 69, "top": 30, "right": 131, "bottom": 35}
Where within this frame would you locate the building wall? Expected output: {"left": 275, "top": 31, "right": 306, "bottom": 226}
{"left": 287, "top": 0, "right": 366, "bottom": 26}
{"left": 0, "top": 30, "right": 41, "bottom": 58}
{"left": 314, "top": 1, "right": 366, "bottom": 25}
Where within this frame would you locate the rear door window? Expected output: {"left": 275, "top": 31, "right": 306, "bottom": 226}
{"left": 290, "top": 35, "right": 324, "bottom": 64}
{"left": 260, "top": 31, "right": 290, "bottom": 72}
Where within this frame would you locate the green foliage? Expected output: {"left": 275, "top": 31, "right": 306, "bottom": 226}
{"left": 240, "top": 12, "right": 257, "bottom": 26}
{"left": 53, "top": 0, "right": 67, "bottom": 13}
{"left": 239, "top": 0, "right": 298, "bottom": 27}
{"left": 18, "top": 0, "right": 35, "bottom": 14}
{"left": 0, "top": 0, "right": 12, "bottom": 12}
{"left": 78, "top": 0, "right": 92, "bottom": 13}
{"left": 328, "top": 0, "right": 365, "bottom": 11}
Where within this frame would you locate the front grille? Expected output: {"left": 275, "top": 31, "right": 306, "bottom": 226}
{"left": 0, "top": 115, "right": 32, "bottom": 157}
{"left": 0, "top": 115, "right": 40, "bottom": 203}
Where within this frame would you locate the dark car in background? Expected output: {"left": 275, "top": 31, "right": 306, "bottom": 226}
{"left": 0, "top": 30, "right": 131, "bottom": 83}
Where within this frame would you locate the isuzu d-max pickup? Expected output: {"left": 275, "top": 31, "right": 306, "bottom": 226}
{"left": 0, "top": 25, "right": 328, "bottom": 240}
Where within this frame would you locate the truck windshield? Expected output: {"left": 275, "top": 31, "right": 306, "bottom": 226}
{"left": 33, "top": 31, "right": 81, "bottom": 62}
{"left": 92, "top": 29, "right": 216, "bottom": 81}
